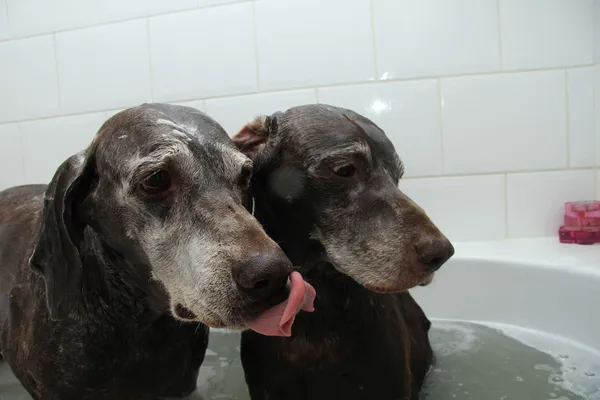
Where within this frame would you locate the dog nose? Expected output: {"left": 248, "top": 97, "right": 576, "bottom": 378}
{"left": 232, "top": 249, "right": 292, "bottom": 300}
{"left": 415, "top": 238, "right": 454, "bottom": 272}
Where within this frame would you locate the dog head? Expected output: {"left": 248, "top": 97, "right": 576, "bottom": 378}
{"left": 29, "top": 103, "right": 302, "bottom": 328}
{"left": 233, "top": 104, "right": 454, "bottom": 293}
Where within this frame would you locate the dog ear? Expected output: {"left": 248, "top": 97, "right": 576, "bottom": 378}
{"left": 29, "top": 149, "right": 97, "bottom": 320}
{"left": 232, "top": 112, "right": 283, "bottom": 157}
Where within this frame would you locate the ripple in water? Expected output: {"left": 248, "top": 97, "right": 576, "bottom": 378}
{"left": 420, "top": 321, "right": 600, "bottom": 400}
{"left": 0, "top": 324, "right": 597, "bottom": 399}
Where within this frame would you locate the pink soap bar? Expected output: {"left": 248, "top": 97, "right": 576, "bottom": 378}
{"left": 559, "top": 225, "right": 600, "bottom": 245}
{"left": 563, "top": 201, "right": 600, "bottom": 232}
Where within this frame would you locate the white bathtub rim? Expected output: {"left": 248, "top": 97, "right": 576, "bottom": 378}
{"left": 450, "top": 237, "right": 600, "bottom": 278}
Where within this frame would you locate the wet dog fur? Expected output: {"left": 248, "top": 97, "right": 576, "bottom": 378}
{"left": 0, "top": 103, "right": 292, "bottom": 399}
{"left": 232, "top": 104, "right": 454, "bottom": 400}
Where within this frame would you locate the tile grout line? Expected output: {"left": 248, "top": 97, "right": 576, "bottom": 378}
{"left": 496, "top": 0, "right": 504, "bottom": 70}
{"left": 594, "top": 63, "right": 598, "bottom": 199}
{"left": 503, "top": 173, "right": 509, "bottom": 238}
{"left": 251, "top": 1, "right": 261, "bottom": 92}
{"left": 52, "top": 33, "right": 62, "bottom": 113}
{"left": 368, "top": 0, "right": 379, "bottom": 79}
{"left": 0, "top": 5, "right": 202, "bottom": 43}
{"left": 4, "top": 0, "right": 10, "bottom": 38}
{"left": 0, "top": 64, "right": 593, "bottom": 126}
{"left": 436, "top": 78, "right": 446, "bottom": 174}
{"left": 145, "top": 18, "right": 155, "bottom": 102}
{"left": 400, "top": 167, "right": 596, "bottom": 182}
{"left": 565, "top": 69, "right": 571, "bottom": 167}
{"left": 15, "top": 124, "right": 28, "bottom": 184}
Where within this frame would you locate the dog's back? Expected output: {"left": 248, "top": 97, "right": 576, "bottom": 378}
{"left": 0, "top": 184, "right": 46, "bottom": 282}
{"left": 0, "top": 185, "right": 46, "bottom": 365}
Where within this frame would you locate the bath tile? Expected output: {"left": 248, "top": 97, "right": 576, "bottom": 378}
{"left": 20, "top": 113, "right": 106, "bottom": 184}
{"left": 500, "top": 0, "right": 594, "bottom": 70}
{"left": 400, "top": 175, "right": 506, "bottom": 242}
{"left": 149, "top": 3, "right": 257, "bottom": 102}
{"left": 318, "top": 80, "right": 442, "bottom": 177}
{"left": 56, "top": 20, "right": 151, "bottom": 114}
{"left": 105, "top": 109, "right": 124, "bottom": 119}
{"left": 507, "top": 170, "right": 595, "bottom": 238}
{"left": 595, "top": 1, "right": 600, "bottom": 63}
{"left": 595, "top": 65, "right": 600, "bottom": 166}
{"left": 596, "top": 171, "right": 600, "bottom": 201}
{"left": 255, "top": 0, "right": 375, "bottom": 90}
{"left": 0, "top": 124, "right": 25, "bottom": 190}
{"left": 0, "top": 0, "right": 9, "bottom": 39}
{"left": 7, "top": 0, "right": 197, "bottom": 38}
{"left": 373, "top": 0, "right": 500, "bottom": 80}
{"left": 0, "top": 36, "right": 60, "bottom": 122}
{"left": 441, "top": 70, "right": 567, "bottom": 174}
{"left": 6, "top": 0, "right": 59, "bottom": 38}
{"left": 198, "top": 0, "right": 250, "bottom": 7}
{"left": 205, "top": 89, "right": 317, "bottom": 136}
{"left": 567, "top": 67, "right": 595, "bottom": 168}
{"left": 173, "top": 100, "right": 206, "bottom": 112}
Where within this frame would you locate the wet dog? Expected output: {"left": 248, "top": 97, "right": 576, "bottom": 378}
{"left": 0, "top": 103, "right": 314, "bottom": 399}
{"left": 233, "top": 104, "right": 454, "bottom": 400}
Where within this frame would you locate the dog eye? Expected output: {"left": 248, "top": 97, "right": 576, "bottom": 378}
{"left": 141, "top": 170, "right": 172, "bottom": 195}
{"left": 239, "top": 164, "right": 253, "bottom": 189}
{"left": 334, "top": 164, "right": 356, "bottom": 178}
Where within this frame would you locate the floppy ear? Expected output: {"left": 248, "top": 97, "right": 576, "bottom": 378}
{"left": 232, "top": 112, "right": 283, "bottom": 157}
{"left": 29, "top": 150, "right": 96, "bottom": 320}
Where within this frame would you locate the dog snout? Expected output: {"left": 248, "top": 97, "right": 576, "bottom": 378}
{"left": 415, "top": 238, "right": 454, "bottom": 272}
{"left": 232, "top": 249, "right": 292, "bottom": 301}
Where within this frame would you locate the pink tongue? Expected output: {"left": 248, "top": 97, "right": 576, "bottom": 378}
{"left": 246, "top": 271, "right": 316, "bottom": 337}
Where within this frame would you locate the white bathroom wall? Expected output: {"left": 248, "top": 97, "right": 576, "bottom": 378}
{"left": 0, "top": 0, "right": 598, "bottom": 242}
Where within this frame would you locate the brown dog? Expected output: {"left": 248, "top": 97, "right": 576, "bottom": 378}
{"left": 0, "top": 103, "right": 314, "bottom": 399}
{"left": 233, "top": 104, "right": 454, "bottom": 400}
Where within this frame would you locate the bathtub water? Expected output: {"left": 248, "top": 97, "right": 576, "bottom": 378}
{"left": 414, "top": 238, "right": 600, "bottom": 400}
{"left": 421, "top": 320, "right": 600, "bottom": 400}
{"left": 0, "top": 238, "right": 597, "bottom": 399}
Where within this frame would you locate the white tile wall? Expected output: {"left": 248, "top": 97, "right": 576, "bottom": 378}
{"left": 401, "top": 175, "right": 506, "bottom": 241}
{"left": 596, "top": 65, "right": 600, "bottom": 167}
{"left": 567, "top": 67, "right": 595, "bottom": 168}
{"left": 198, "top": 0, "right": 249, "bottom": 7}
{"left": 149, "top": 4, "right": 257, "bottom": 102}
{"left": 0, "top": 124, "right": 25, "bottom": 190}
{"left": 0, "top": 36, "right": 60, "bottom": 122}
{"left": 596, "top": 0, "right": 600, "bottom": 63}
{"left": 373, "top": 0, "right": 501, "bottom": 80}
{"left": 56, "top": 20, "right": 152, "bottom": 114}
{"left": 507, "top": 170, "right": 595, "bottom": 238}
{"left": 254, "top": 0, "right": 375, "bottom": 90}
{"left": 205, "top": 89, "right": 317, "bottom": 135}
{"left": 0, "top": 0, "right": 9, "bottom": 40}
{"left": 500, "top": 0, "right": 595, "bottom": 70}
{"left": 441, "top": 70, "right": 567, "bottom": 174}
{"left": 0, "top": 0, "right": 598, "bottom": 241}
{"left": 20, "top": 113, "right": 106, "bottom": 184}
{"left": 318, "top": 81, "right": 442, "bottom": 177}
{"left": 175, "top": 100, "right": 206, "bottom": 113}
{"left": 6, "top": 0, "right": 197, "bottom": 39}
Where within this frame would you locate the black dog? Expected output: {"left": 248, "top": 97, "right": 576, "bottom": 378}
{"left": 233, "top": 104, "right": 454, "bottom": 400}
{"left": 0, "top": 104, "right": 300, "bottom": 399}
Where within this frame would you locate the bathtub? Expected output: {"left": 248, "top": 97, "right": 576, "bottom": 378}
{"left": 0, "top": 238, "right": 598, "bottom": 399}
{"left": 411, "top": 237, "right": 600, "bottom": 352}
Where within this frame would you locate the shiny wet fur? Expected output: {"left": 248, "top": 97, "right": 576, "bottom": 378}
{"left": 0, "top": 103, "right": 292, "bottom": 399}
{"left": 233, "top": 104, "right": 454, "bottom": 400}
